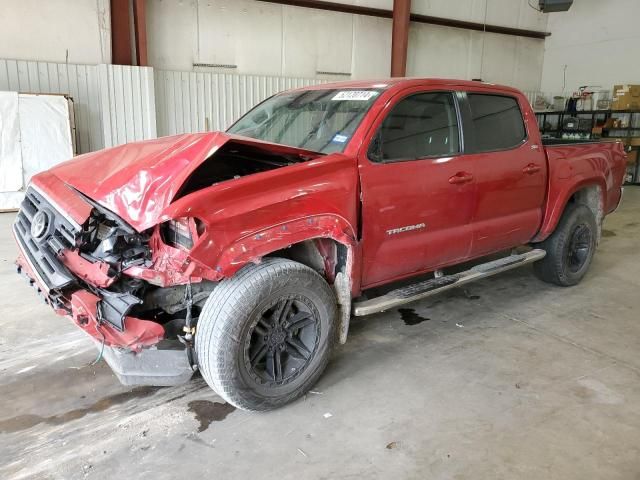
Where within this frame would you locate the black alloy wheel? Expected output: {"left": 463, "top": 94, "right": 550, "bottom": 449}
{"left": 533, "top": 203, "right": 597, "bottom": 286}
{"left": 244, "top": 296, "right": 320, "bottom": 386}
{"left": 195, "top": 258, "right": 337, "bottom": 411}
{"left": 565, "top": 223, "right": 592, "bottom": 273}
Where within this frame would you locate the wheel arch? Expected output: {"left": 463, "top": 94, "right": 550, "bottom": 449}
{"left": 265, "top": 237, "right": 355, "bottom": 344}
{"left": 533, "top": 179, "right": 605, "bottom": 243}
{"left": 213, "top": 215, "right": 359, "bottom": 344}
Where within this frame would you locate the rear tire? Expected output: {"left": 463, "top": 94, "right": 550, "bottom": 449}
{"left": 195, "top": 258, "right": 337, "bottom": 411}
{"left": 533, "top": 203, "right": 597, "bottom": 286}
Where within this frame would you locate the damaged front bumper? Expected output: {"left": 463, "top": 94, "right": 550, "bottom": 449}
{"left": 13, "top": 185, "right": 196, "bottom": 387}
{"left": 15, "top": 250, "right": 196, "bottom": 386}
{"left": 73, "top": 288, "right": 194, "bottom": 386}
{"left": 97, "top": 342, "right": 194, "bottom": 386}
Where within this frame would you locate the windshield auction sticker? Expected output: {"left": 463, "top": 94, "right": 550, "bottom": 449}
{"left": 332, "top": 91, "right": 378, "bottom": 101}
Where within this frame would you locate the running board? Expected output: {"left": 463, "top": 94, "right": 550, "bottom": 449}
{"left": 352, "top": 249, "right": 546, "bottom": 316}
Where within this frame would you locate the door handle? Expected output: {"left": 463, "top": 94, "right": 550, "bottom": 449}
{"left": 523, "top": 163, "right": 541, "bottom": 174}
{"left": 449, "top": 172, "right": 474, "bottom": 184}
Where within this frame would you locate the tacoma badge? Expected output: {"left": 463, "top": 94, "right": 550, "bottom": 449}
{"left": 386, "top": 223, "right": 426, "bottom": 235}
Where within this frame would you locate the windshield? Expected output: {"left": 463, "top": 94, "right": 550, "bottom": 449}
{"left": 227, "top": 88, "right": 382, "bottom": 154}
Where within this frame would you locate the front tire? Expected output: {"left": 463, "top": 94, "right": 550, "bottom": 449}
{"left": 195, "top": 258, "right": 337, "bottom": 411}
{"left": 533, "top": 203, "right": 598, "bottom": 286}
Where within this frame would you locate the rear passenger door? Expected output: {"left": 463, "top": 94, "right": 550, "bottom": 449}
{"left": 460, "top": 92, "right": 547, "bottom": 257}
{"left": 358, "top": 89, "right": 476, "bottom": 288}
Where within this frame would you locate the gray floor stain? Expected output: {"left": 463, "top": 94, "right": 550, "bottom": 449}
{"left": 398, "top": 308, "right": 430, "bottom": 326}
{"left": 187, "top": 400, "right": 236, "bottom": 432}
{"left": 0, "top": 386, "right": 160, "bottom": 434}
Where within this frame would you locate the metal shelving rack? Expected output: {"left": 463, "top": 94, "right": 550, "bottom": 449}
{"left": 535, "top": 109, "right": 640, "bottom": 184}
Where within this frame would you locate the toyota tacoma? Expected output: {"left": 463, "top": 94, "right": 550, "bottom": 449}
{"left": 14, "top": 79, "right": 626, "bottom": 411}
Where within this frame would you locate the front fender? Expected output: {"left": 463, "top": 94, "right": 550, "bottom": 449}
{"left": 213, "top": 214, "right": 357, "bottom": 277}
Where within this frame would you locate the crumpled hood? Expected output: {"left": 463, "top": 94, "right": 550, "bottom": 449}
{"left": 47, "top": 133, "right": 223, "bottom": 231}
{"left": 46, "top": 132, "right": 316, "bottom": 231}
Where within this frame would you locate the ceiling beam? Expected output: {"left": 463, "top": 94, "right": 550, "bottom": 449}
{"left": 256, "top": 0, "right": 550, "bottom": 39}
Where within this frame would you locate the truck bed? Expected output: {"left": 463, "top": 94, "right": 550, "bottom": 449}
{"left": 541, "top": 138, "right": 611, "bottom": 146}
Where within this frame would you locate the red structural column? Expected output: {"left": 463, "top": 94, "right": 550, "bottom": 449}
{"left": 111, "top": 0, "right": 133, "bottom": 65}
{"left": 133, "top": 0, "right": 148, "bottom": 66}
{"left": 390, "top": 0, "right": 411, "bottom": 77}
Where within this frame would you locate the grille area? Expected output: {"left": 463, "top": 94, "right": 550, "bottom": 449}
{"left": 13, "top": 186, "right": 81, "bottom": 293}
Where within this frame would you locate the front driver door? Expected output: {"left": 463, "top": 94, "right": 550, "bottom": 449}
{"left": 358, "top": 89, "right": 476, "bottom": 288}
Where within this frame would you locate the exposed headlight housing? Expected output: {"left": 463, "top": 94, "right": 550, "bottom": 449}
{"left": 161, "top": 217, "right": 204, "bottom": 250}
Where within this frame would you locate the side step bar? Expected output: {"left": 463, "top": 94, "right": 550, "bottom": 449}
{"left": 352, "top": 249, "right": 546, "bottom": 316}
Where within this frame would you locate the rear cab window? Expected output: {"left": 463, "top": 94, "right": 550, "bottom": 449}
{"left": 466, "top": 94, "right": 527, "bottom": 152}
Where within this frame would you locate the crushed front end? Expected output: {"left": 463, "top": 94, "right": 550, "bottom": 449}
{"left": 13, "top": 184, "right": 216, "bottom": 386}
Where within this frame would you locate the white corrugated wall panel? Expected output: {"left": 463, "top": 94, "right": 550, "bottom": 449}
{"left": 2, "top": 60, "right": 330, "bottom": 153}
{"left": 1, "top": 60, "right": 158, "bottom": 153}
{"left": 155, "top": 70, "right": 329, "bottom": 137}
{"left": 0, "top": 59, "right": 103, "bottom": 154}
{"left": 98, "top": 64, "right": 157, "bottom": 148}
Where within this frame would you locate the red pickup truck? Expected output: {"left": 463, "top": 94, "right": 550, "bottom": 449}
{"left": 14, "top": 79, "right": 625, "bottom": 411}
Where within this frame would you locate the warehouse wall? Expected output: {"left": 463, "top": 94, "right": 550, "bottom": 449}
{"left": 147, "top": 0, "right": 548, "bottom": 91}
{"left": 540, "top": 0, "right": 640, "bottom": 94}
{"left": 0, "top": 0, "right": 111, "bottom": 64}
{"left": 0, "top": 0, "right": 548, "bottom": 90}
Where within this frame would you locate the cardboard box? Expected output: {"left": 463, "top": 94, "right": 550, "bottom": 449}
{"left": 611, "top": 84, "right": 640, "bottom": 110}
{"left": 628, "top": 137, "right": 640, "bottom": 146}
{"left": 626, "top": 149, "right": 638, "bottom": 166}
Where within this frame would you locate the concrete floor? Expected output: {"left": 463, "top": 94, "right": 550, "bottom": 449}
{"left": 1, "top": 188, "right": 639, "bottom": 480}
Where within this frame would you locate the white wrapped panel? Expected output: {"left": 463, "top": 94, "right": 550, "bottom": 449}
{"left": 0, "top": 91, "right": 22, "bottom": 192}
{"left": 0, "top": 191, "right": 25, "bottom": 210}
{"left": 18, "top": 94, "right": 73, "bottom": 184}
{"left": 0, "top": 59, "right": 102, "bottom": 154}
{"left": 0, "top": 93, "right": 73, "bottom": 209}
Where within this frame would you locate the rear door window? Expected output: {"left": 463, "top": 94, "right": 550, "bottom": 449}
{"left": 467, "top": 94, "right": 526, "bottom": 152}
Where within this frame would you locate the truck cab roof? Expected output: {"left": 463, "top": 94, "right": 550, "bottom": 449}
{"left": 288, "top": 77, "right": 523, "bottom": 96}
